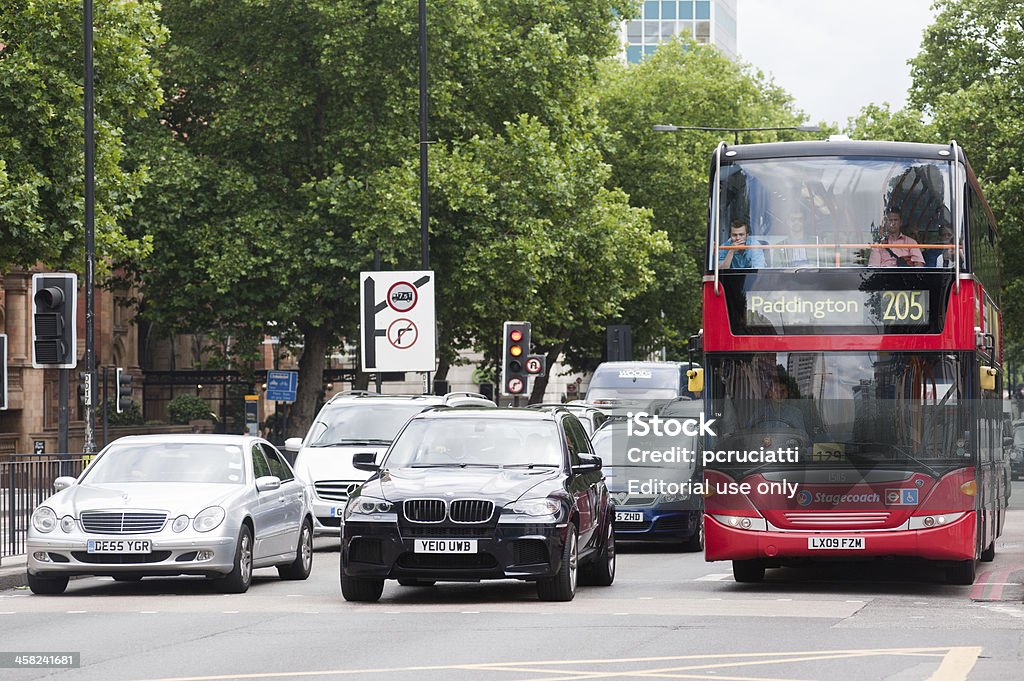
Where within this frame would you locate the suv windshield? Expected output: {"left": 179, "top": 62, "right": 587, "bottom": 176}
{"left": 386, "top": 418, "right": 563, "bottom": 468}
{"left": 307, "top": 403, "right": 429, "bottom": 447}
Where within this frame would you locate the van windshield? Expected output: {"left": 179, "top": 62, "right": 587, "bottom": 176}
{"left": 588, "top": 367, "right": 679, "bottom": 391}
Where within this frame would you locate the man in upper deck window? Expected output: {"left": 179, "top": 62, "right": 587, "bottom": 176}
{"left": 868, "top": 210, "right": 924, "bottom": 267}
{"left": 719, "top": 220, "right": 766, "bottom": 269}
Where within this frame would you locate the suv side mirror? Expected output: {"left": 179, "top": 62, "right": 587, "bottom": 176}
{"left": 573, "top": 453, "right": 602, "bottom": 474}
{"left": 283, "top": 437, "right": 303, "bottom": 452}
{"left": 352, "top": 451, "right": 380, "bottom": 472}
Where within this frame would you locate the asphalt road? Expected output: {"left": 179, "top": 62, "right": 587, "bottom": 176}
{"left": 2, "top": 484, "right": 1022, "bottom": 681}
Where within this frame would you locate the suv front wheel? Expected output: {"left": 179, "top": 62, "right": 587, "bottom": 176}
{"left": 538, "top": 524, "right": 578, "bottom": 601}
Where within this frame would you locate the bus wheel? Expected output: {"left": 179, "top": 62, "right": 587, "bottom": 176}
{"left": 980, "top": 542, "right": 995, "bottom": 562}
{"left": 946, "top": 560, "right": 976, "bottom": 585}
{"left": 732, "top": 560, "right": 765, "bottom": 583}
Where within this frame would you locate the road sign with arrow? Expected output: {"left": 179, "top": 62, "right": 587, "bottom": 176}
{"left": 360, "top": 271, "right": 436, "bottom": 372}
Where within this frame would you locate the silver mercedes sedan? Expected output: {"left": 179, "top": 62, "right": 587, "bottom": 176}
{"left": 26, "top": 434, "right": 314, "bottom": 595}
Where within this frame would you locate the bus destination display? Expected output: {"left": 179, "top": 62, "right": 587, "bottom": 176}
{"left": 745, "top": 290, "right": 931, "bottom": 328}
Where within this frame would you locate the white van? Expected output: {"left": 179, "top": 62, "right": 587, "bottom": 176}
{"left": 585, "top": 361, "right": 697, "bottom": 413}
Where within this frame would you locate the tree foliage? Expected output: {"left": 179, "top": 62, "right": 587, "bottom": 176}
{"left": 127, "top": 0, "right": 663, "bottom": 431}
{"left": 905, "top": 0, "right": 1024, "bottom": 361}
{"left": 595, "top": 39, "right": 810, "bottom": 363}
{"left": 0, "top": 0, "right": 164, "bottom": 270}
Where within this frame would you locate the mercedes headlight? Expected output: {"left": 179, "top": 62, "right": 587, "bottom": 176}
{"left": 344, "top": 497, "right": 394, "bottom": 520}
{"left": 193, "top": 506, "right": 225, "bottom": 532}
{"left": 59, "top": 516, "right": 76, "bottom": 533}
{"left": 32, "top": 507, "right": 57, "bottom": 533}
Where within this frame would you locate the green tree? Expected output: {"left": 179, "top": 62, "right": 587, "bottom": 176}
{"left": 127, "top": 0, "right": 655, "bottom": 432}
{"left": 0, "top": 0, "right": 164, "bottom": 269}
{"left": 906, "top": 0, "right": 1024, "bottom": 361}
{"left": 595, "top": 39, "right": 810, "bottom": 361}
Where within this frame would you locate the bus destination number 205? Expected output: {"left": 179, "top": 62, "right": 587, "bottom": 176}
{"left": 879, "top": 290, "right": 928, "bottom": 323}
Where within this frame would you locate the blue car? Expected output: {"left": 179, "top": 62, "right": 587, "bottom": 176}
{"left": 591, "top": 418, "right": 703, "bottom": 552}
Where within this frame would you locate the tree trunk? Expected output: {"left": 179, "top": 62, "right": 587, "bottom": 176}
{"left": 435, "top": 354, "right": 451, "bottom": 390}
{"left": 529, "top": 343, "right": 564, "bottom": 404}
{"left": 289, "top": 326, "right": 329, "bottom": 439}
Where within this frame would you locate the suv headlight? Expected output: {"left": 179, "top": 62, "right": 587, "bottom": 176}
{"left": 344, "top": 497, "right": 394, "bottom": 520}
{"left": 32, "top": 506, "right": 57, "bottom": 533}
{"left": 502, "top": 497, "right": 563, "bottom": 521}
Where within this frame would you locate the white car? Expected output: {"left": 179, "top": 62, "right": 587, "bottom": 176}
{"left": 285, "top": 391, "right": 495, "bottom": 536}
{"left": 26, "top": 434, "right": 313, "bottom": 595}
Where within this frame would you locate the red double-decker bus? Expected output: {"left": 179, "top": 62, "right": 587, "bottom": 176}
{"left": 696, "top": 139, "right": 1011, "bottom": 585}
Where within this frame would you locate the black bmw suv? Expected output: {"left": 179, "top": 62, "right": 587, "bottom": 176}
{"left": 340, "top": 407, "right": 615, "bottom": 602}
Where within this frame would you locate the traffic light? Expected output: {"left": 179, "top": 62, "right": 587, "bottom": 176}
{"left": 31, "top": 273, "right": 77, "bottom": 368}
{"left": 502, "top": 321, "right": 531, "bottom": 396}
{"left": 115, "top": 367, "right": 133, "bottom": 414}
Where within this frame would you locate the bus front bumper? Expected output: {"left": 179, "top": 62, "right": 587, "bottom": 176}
{"left": 704, "top": 511, "right": 976, "bottom": 562}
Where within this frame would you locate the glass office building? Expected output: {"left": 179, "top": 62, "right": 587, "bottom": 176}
{"left": 621, "top": 0, "right": 737, "bottom": 63}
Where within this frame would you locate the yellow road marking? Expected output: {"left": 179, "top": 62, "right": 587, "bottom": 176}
{"left": 926, "top": 646, "right": 982, "bottom": 681}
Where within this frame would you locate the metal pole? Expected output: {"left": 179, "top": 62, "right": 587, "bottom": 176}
{"left": 102, "top": 366, "right": 109, "bottom": 447}
{"left": 418, "top": 0, "right": 429, "bottom": 271}
{"left": 418, "top": 0, "right": 432, "bottom": 393}
{"left": 83, "top": 0, "right": 96, "bottom": 454}
{"left": 58, "top": 369, "right": 69, "bottom": 455}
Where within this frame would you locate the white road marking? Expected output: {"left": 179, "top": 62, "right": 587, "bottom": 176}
{"left": 695, "top": 572, "right": 732, "bottom": 581}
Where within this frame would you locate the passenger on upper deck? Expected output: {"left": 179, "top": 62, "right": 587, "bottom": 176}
{"left": 784, "top": 212, "right": 812, "bottom": 267}
{"left": 925, "top": 226, "right": 963, "bottom": 268}
{"left": 719, "top": 219, "right": 766, "bottom": 269}
{"left": 868, "top": 210, "right": 924, "bottom": 267}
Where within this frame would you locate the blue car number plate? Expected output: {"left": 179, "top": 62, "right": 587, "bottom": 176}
{"left": 86, "top": 539, "right": 153, "bottom": 554}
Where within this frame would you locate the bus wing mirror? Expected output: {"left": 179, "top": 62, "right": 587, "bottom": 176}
{"left": 687, "top": 368, "right": 705, "bottom": 394}
{"left": 980, "top": 366, "right": 997, "bottom": 392}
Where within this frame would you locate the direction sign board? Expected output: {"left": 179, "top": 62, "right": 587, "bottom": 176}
{"left": 266, "top": 370, "right": 298, "bottom": 402}
{"left": 360, "top": 271, "right": 436, "bottom": 372}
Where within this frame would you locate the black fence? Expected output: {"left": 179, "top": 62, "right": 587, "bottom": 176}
{"left": 1, "top": 456, "right": 90, "bottom": 560}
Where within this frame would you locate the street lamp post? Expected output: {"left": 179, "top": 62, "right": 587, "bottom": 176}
{"left": 652, "top": 123, "right": 821, "bottom": 144}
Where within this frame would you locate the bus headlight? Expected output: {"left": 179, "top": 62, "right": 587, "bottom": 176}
{"left": 908, "top": 512, "right": 964, "bottom": 530}
{"left": 711, "top": 514, "right": 766, "bottom": 531}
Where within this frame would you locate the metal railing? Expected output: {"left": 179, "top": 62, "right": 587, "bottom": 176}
{"left": 1, "top": 456, "right": 89, "bottom": 560}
